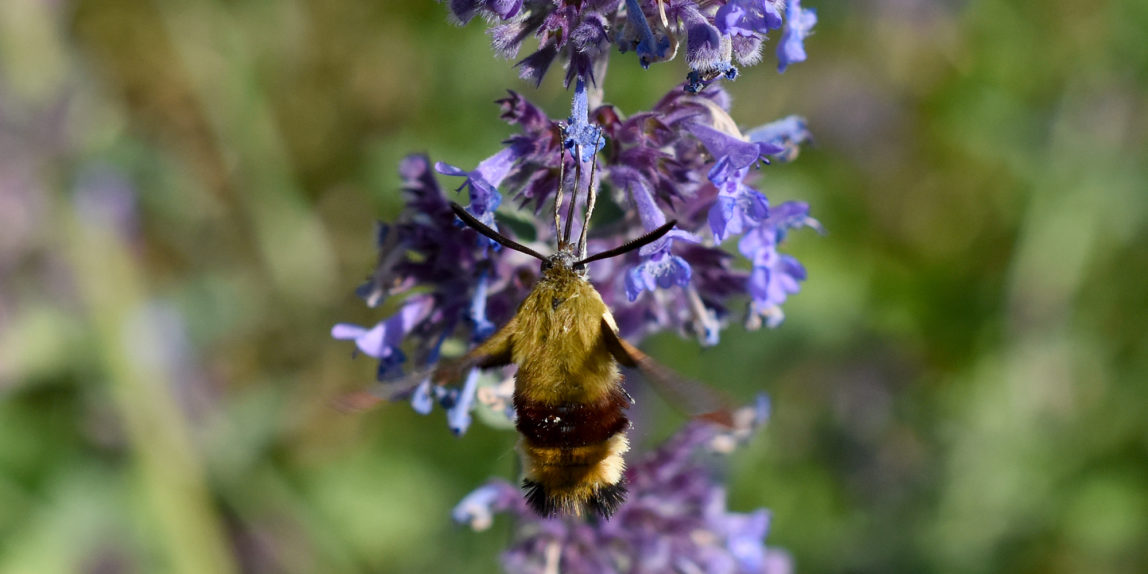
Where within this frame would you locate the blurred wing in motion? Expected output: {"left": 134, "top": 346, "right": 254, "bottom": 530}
{"left": 600, "top": 317, "right": 736, "bottom": 428}
{"left": 331, "top": 367, "right": 434, "bottom": 413}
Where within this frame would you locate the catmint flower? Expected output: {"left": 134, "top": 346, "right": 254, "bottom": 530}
{"left": 454, "top": 396, "right": 791, "bottom": 574}
{"left": 715, "top": 0, "right": 784, "bottom": 38}
{"left": 436, "top": 147, "right": 518, "bottom": 247}
{"left": 331, "top": 295, "right": 434, "bottom": 377}
{"left": 679, "top": 3, "right": 742, "bottom": 93}
{"left": 745, "top": 115, "right": 814, "bottom": 163}
{"left": 777, "top": 0, "right": 817, "bottom": 72}
{"left": 446, "top": 368, "right": 483, "bottom": 435}
{"left": 739, "top": 201, "right": 822, "bottom": 329}
{"left": 448, "top": 0, "right": 524, "bottom": 24}
{"left": 453, "top": 480, "right": 524, "bottom": 532}
{"left": 687, "top": 123, "right": 782, "bottom": 244}
{"left": 620, "top": 0, "right": 676, "bottom": 69}
{"left": 620, "top": 171, "right": 700, "bottom": 301}
{"left": 468, "top": 269, "right": 497, "bottom": 340}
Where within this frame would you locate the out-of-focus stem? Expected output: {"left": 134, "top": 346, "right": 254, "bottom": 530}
{"left": 154, "top": 1, "right": 336, "bottom": 306}
{"left": 65, "top": 209, "right": 237, "bottom": 574}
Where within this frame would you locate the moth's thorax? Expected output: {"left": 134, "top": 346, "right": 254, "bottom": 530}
{"left": 512, "top": 255, "right": 619, "bottom": 406}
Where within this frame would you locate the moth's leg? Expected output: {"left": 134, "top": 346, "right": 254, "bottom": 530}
{"left": 335, "top": 317, "right": 518, "bottom": 412}
{"left": 431, "top": 316, "right": 517, "bottom": 384}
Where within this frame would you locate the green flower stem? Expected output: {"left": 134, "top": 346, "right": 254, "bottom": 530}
{"left": 66, "top": 212, "right": 237, "bottom": 574}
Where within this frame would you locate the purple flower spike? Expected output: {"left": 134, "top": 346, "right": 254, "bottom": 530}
{"left": 443, "top": 0, "right": 814, "bottom": 87}
{"left": 334, "top": 153, "right": 533, "bottom": 431}
{"left": 564, "top": 78, "right": 605, "bottom": 161}
{"left": 778, "top": 0, "right": 817, "bottom": 72}
{"left": 333, "top": 5, "right": 828, "bottom": 569}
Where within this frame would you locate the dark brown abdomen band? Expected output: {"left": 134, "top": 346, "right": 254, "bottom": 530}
{"left": 514, "top": 388, "right": 631, "bottom": 448}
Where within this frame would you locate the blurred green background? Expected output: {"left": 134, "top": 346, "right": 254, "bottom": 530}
{"left": 2, "top": 1, "right": 1146, "bottom": 573}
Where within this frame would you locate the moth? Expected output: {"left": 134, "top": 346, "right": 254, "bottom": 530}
{"left": 342, "top": 148, "right": 733, "bottom": 518}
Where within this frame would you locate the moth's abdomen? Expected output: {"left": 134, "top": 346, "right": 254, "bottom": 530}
{"left": 515, "top": 389, "right": 631, "bottom": 447}
{"left": 514, "top": 387, "right": 632, "bottom": 518}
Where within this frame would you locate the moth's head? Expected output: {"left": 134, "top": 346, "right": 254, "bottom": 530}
{"left": 541, "top": 249, "right": 587, "bottom": 280}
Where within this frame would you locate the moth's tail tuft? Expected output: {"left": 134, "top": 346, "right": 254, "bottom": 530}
{"left": 586, "top": 480, "right": 627, "bottom": 519}
{"left": 522, "top": 479, "right": 560, "bottom": 518}
{"left": 521, "top": 479, "right": 628, "bottom": 519}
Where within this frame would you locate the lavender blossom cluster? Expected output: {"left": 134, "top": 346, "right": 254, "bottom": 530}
{"left": 451, "top": 0, "right": 817, "bottom": 90}
{"left": 454, "top": 397, "right": 791, "bottom": 574}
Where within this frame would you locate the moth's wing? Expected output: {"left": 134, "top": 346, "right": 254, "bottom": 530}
{"left": 334, "top": 316, "right": 518, "bottom": 413}
{"left": 600, "top": 317, "right": 736, "bottom": 428}
{"left": 332, "top": 366, "right": 435, "bottom": 413}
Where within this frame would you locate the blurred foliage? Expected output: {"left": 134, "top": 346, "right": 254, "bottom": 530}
{"left": 1, "top": 0, "right": 1147, "bottom": 573}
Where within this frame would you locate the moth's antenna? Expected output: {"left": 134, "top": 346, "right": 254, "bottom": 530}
{"left": 577, "top": 133, "right": 604, "bottom": 259}
{"left": 576, "top": 220, "right": 678, "bottom": 266}
{"left": 554, "top": 145, "right": 566, "bottom": 249}
{"left": 449, "top": 202, "right": 547, "bottom": 261}
{"left": 562, "top": 143, "right": 582, "bottom": 247}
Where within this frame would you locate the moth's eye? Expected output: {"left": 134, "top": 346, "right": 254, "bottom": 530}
{"left": 573, "top": 262, "right": 586, "bottom": 273}
{"left": 541, "top": 260, "right": 553, "bottom": 271}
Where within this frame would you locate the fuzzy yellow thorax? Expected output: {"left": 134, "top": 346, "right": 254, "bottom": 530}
{"left": 511, "top": 264, "right": 621, "bottom": 405}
